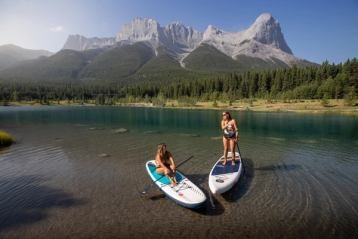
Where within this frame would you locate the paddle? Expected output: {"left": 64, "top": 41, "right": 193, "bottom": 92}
{"left": 141, "top": 155, "right": 194, "bottom": 195}
{"left": 236, "top": 140, "right": 242, "bottom": 159}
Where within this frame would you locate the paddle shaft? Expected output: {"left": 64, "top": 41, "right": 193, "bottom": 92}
{"left": 141, "top": 155, "right": 194, "bottom": 194}
{"left": 236, "top": 140, "right": 242, "bottom": 158}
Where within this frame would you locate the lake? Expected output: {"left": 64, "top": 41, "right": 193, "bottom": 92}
{"left": 0, "top": 106, "right": 357, "bottom": 239}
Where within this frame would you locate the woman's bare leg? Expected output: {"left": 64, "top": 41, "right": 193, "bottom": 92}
{"left": 156, "top": 167, "right": 165, "bottom": 174}
{"left": 169, "top": 164, "right": 177, "bottom": 184}
{"left": 230, "top": 139, "right": 236, "bottom": 165}
{"left": 222, "top": 137, "right": 228, "bottom": 165}
{"left": 156, "top": 168, "right": 176, "bottom": 186}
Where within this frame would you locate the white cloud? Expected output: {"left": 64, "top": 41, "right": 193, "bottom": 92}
{"left": 49, "top": 25, "right": 64, "bottom": 32}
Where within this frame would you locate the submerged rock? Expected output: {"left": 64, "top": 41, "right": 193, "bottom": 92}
{"left": 98, "top": 153, "right": 110, "bottom": 158}
{"left": 112, "top": 128, "right": 128, "bottom": 134}
{"left": 89, "top": 127, "right": 105, "bottom": 130}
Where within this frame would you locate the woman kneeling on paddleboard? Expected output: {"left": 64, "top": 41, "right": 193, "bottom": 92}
{"left": 221, "top": 111, "right": 240, "bottom": 166}
{"left": 155, "top": 143, "right": 177, "bottom": 187}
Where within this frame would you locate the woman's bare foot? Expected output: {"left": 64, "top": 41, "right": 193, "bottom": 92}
{"left": 222, "top": 159, "right": 227, "bottom": 166}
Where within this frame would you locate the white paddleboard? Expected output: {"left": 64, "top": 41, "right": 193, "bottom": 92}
{"left": 209, "top": 151, "right": 242, "bottom": 194}
{"left": 145, "top": 160, "right": 206, "bottom": 208}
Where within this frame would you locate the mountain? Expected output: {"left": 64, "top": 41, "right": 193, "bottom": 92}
{"left": 1, "top": 13, "right": 317, "bottom": 82}
{"left": 183, "top": 44, "right": 241, "bottom": 72}
{"left": 0, "top": 48, "right": 103, "bottom": 81}
{"left": 0, "top": 44, "right": 53, "bottom": 71}
{"left": 79, "top": 42, "right": 155, "bottom": 81}
{"left": 62, "top": 34, "right": 115, "bottom": 51}
{"left": 200, "top": 13, "right": 297, "bottom": 64}
{"left": 62, "top": 13, "right": 309, "bottom": 67}
{"left": 116, "top": 18, "right": 203, "bottom": 58}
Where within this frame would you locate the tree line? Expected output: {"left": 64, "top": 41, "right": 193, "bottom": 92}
{"left": 0, "top": 59, "right": 357, "bottom": 105}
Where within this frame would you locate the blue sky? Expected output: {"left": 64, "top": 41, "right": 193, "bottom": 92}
{"left": 0, "top": 0, "right": 357, "bottom": 63}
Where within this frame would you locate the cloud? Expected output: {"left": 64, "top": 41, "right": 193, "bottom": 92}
{"left": 49, "top": 25, "right": 64, "bottom": 32}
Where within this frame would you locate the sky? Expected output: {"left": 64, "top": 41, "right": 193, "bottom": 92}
{"left": 0, "top": 0, "right": 357, "bottom": 63}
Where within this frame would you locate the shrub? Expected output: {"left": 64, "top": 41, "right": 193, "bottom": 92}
{"left": 0, "top": 130, "right": 14, "bottom": 147}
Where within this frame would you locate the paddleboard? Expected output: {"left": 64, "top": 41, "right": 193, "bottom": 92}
{"left": 209, "top": 151, "right": 242, "bottom": 194}
{"left": 145, "top": 160, "right": 206, "bottom": 208}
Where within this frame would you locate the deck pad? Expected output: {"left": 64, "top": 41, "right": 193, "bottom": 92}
{"left": 209, "top": 152, "right": 243, "bottom": 194}
{"left": 212, "top": 159, "right": 241, "bottom": 176}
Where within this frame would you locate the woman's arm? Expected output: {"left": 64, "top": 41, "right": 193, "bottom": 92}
{"left": 221, "top": 120, "right": 228, "bottom": 130}
{"left": 168, "top": 152, "right": 176, "bottom": 172}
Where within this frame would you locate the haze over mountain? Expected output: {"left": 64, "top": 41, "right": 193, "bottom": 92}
{"left": 1, "top": 13, "right": 315, "bottom": 82}
{"left": 0, "top": 44, "right": 53, "bottom": 71}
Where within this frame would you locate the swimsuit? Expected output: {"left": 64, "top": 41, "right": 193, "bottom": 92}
{"left": 223, "top": 121, "right": 236, "bottom": 139}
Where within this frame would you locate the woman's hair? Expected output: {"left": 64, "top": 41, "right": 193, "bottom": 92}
{"left": 223, "top": 111, "right": 232, "bottom": 120}
{"left": 156, "top": 143, "right": 167, "bottom": 158}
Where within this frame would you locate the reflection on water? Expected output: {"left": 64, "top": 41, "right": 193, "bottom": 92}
{"left": 0, "top": 106, "right": 357, "bottom": 238}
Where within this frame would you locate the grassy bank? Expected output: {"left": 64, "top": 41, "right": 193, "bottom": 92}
{"left": 3, "top": 99, "right": 358, "bottom": 114}
{"left": 0, "top": 130, "right": 15, "bottom": 147}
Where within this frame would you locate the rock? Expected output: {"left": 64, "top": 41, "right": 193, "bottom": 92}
{"left": 98, "top": 153, "right": 110, "bottom": 158}
{"left": 89, "top": 127, "right": 105, "bottom": 130}
{"left": 112, "top": 128, "right": 128, "bottom": 134}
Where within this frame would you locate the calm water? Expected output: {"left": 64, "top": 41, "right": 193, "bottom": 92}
{"left": 0, "top": 106, "right": 357, "bottom": 239}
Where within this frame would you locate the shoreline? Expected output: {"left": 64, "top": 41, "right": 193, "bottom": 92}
{"left": 2, "top": 99, "right": 358, "bottom": 115}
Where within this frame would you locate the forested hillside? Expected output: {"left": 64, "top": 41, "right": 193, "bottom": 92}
{"left": 0, "top": 59, "right": 357, "bottom": 105}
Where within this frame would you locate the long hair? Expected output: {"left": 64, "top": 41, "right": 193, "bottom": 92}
{"left": 223, "top": 111, "right": 232, "bottom": 121}
{"left": 156, "top": 143, "right": 167, "bottom": 159}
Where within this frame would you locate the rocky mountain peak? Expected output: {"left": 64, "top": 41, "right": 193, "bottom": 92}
{"left": 245, "top": 13, "right": 292, "bottom": 54}
{"left": 116, "top": 17, "right": 161, "bottom": 42}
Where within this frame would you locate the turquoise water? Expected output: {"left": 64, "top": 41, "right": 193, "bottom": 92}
{"left": 0, "top": 106, "right": 357, "bottom": 238}
{"left": 1, "top": 106, "right": 357, "bottom": 140}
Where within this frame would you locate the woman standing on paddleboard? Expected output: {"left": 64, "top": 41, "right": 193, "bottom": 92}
{"left": 155, "top": 143, "right": 177, "bottom": 187}
{"left": 221, "top": 111, "right": 240, "bottom": 166}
